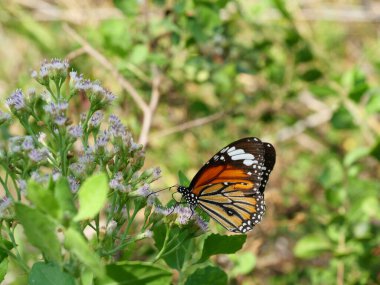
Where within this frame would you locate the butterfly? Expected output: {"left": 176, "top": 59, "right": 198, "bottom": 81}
{"left": 177, "top": 137, "right": 276, "bottom": 233}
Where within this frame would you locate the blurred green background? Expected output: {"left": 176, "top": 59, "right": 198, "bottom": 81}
{"left": 1, "top": 0, "right": 379, "bottom": 284}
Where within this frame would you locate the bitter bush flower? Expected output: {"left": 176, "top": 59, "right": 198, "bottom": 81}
{"left": 0, "top": 59, "right": 208, "bottom": 284}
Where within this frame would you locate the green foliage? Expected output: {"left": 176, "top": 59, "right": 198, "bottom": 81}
{"left": 199, "top": 234, "right": 246, "bottom": 263}
{"left": 153, "top": 223, "right": 192, "bottom": 270}
{"left": 15, "top": 203, "right": 61, "bottom": 262}
{"left": 29, "top": 263, "right": 75, "bottom": 285}
{"left": 99, "top": 261, "right": 172, "bottom": 285}
{"left": 54, "top": 178, "right": 76, "bottom": 219}
{"left": 294, "top": 234, "right": 332, "bottom": 259}
{"left": 0, "top": 258, "right": 7, "bottom": 283}
{"left": 74, "top": 172, "right": 108, "bottom": 221}
{"left": 178, "top": 170, "right": 191, "bottom": 187}
{"left": 229, "top": 252, "right": 256, "bottom": 277}
{"left": 26, "top": 180, "right": 60, "bottom": 219}
{"left": 0, "top": 0, "right": 380, "bottom": 284}
{"left": 185, "top": 266, "right": 228, "bottom": 285}
{"left": 63, "top": 227, "right": 105, "bottom": 277}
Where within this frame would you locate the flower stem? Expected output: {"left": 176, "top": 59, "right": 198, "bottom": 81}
{"left": 4, "top": 222, "right": 29, "bottom": 273}
{"left": 153, "top": 224, "right": 171, "bottom": 262}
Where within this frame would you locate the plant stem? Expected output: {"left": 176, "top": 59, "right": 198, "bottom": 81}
{"left": 4, "top": 222, "right": 29, "bottom": 273}
{"left": 0, "top": 175, "right": 12, "bottom": 199}
{"left": 153, "top": 224, "right": 171, "bottom": 262}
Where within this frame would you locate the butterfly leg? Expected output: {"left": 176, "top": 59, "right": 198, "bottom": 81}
{"left": 190, "top": 206, "right": 195, "bottom": 219}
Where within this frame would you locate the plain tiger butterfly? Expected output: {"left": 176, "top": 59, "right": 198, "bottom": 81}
{"left": 177, "top": 137, "right": 276, "bottom": 233}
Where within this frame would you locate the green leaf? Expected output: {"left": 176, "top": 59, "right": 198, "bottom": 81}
{"left": 349, "top": 82, "right": 369, "bottom": 102}
{"left": 199, "top": 234, "right": 247, "bottom": 263}
{"left": 294, "top": 234, "right": 332, "bottom": 259}
{"left": 300, "top": 68, "right": 323, "bottom": 82}
{"left": 366, "top": 92, "right": 380, "bottom": 114}
{"left": 309, "top": 85, "right": 336, "bottom": 98}
{"left": 15, "top": 203, "right": 61, "bottom": 262}
{"left": 113, "top": 0, "right": 139, "bottom": 16}
{"left": 153, "top": 224, "right": 191, "bottom": 270}
{"left": 96, "top": 261, "right": 172, "bottom": 285}
{"left": 185, "top": 266, "right": 227, "bottom": 285}
{"left": 64, "top": 227, "right": 105, "bottom": 277}
{"left": 343, "top": 69, "right": 369, "bottom": 102}
{"left": 295, "top": 45, "right": 313, "bottom": 64}
{"left": 54, "top": 177, "right": 76, "bottom": 218}
{"left": 0, "top": 258, "right": 7, "bottom": 283}
{"left": 81, "top": 268, "right": 94, "bottom": 285}
{"left": 331, "top": 106, "right": 355, "bottom": 130}
{"left": 0, "top": 239, "right": 14, "bottom": 262}
{"left": 230, "top": 252, "right": 256, "bottom": 277}
{"left": 129, "top": 45, "right": 149, "bottom": 65}
{"left": 74, "top": 172, "right": 108, "bottom": 221}
{"left": 319, "top": 159, "right": 344, "bottom": 188}
{"left": 272, "top": 0, "right": 292, "bottom": 20}
{"left": 27, "top": 180, "right": 60, "bottom": 219}
{"left": 178, "top": 170, "right": 190, "bottom": 187}
{"left": 370, "top": 140, "right": 380, "bottom": 162}
{"left": 28, "top": 262, "right": 75, "bottom": 285}
{"left": 325, "top": 187, "right": 346, "bottom": 207}
{"left": 344, "top": 147, "right": 370, "bottom": 167}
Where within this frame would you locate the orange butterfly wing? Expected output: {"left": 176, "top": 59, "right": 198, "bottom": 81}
{"left": 188, "top": 137, "right": 275, "bottom": 233}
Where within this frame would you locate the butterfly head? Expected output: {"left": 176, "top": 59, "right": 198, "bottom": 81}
{"left": 177, "top": 186, "right": 198, "bottom": 206}
{"left": 177, "top": 186, "right": 188, "bottom": 194}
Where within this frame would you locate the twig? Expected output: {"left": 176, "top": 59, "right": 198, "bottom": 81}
{"left": 15, "top": 0, "right": 123, "bottom": 23}
{"left": 152, "top": 111, "right": 226, "bottom": 139}
{"left": 276, "top": 107, "right": 334, "bottom": 142}
{"left": 66, "top": 47, "right": 86, "bottom": 61}
{"left": 301, "top": 7, "right": 380, "bottom": 23}
{"left": 63, "top": 24, "right": 149, "bottom": 113}
{"left": 64, "top": 24, "right": 165, "bottom": 147}
{"left": 138, "top": 65, "right": 161, "bottom": 146}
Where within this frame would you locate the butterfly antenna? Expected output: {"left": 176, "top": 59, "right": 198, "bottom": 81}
{"left": 147, "top": 184, "right": 179, "bottom": 198}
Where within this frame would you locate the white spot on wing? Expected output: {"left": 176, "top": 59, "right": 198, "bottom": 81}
{"left": 243, "top": 159, "right": 254, "bottom": 166}
{"left": 230, "top": 153, "right": 254, "bottom": 160}
{"left": 227, "top": 146, "right": 236, "bottom": 153}
{"left": 228, "top": 149, "right": 244, "bottom": 156}
{"left": 220, "top": 147, "right": 229, "bottom": 153}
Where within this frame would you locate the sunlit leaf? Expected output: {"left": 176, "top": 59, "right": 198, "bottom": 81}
{"left": 29, "top": 262, "right": 75, "bottom": 285}
{"left": 96, "top": 261, "right": 171, "bottom": 285}
{"left": 185, "top": 266, "right": 227, "bottom": 285}
{"left": 294, "top": 235, "right": 331, "bottom": 259}
{"left": 0, "top": 258, "right": 7, "bottom": 283}
{"left": 27, "top": 180, "right": 60, "bottom": 219}
{"left": 15, "top": 203, "right": 61, "bottom": 262}
{"left": 199, "top": 234, "right": 246, "bottom": 263}
{"left": 178, "top": 171, "right": 190, "bottom": 187}
{"left": 54, "top": 177, "right": 77, "bottom": 219}
{"left": 64, "top": 227, "right": 105, "bottom": 277}
{"left": 74, "top": 172, "right": 108, "bottom": 221}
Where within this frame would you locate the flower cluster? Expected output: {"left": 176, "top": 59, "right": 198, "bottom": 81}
{"left": 0, "top": 59, "right": 175, "bottom": 277}
{"left": 70, "top": 71, "right": 115, "bottom": 106}
{"left": 31, "top": 58, "right": 69, "bottom": 86}
{"left": 1, "top": 59, "right": 147, "bottom": 197}
{"left": 154, "top": 205, "right": 209, "bottom": 232}
{"left": 0, "top": 197, "right": 13, "bottom": 219}
{"left": 6, "top": 89, "right": 27, "bottom": 114}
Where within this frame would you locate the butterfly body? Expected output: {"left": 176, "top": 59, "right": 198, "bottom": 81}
{"left": 178, "top": 137, "right": 276, "bottom": 233}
